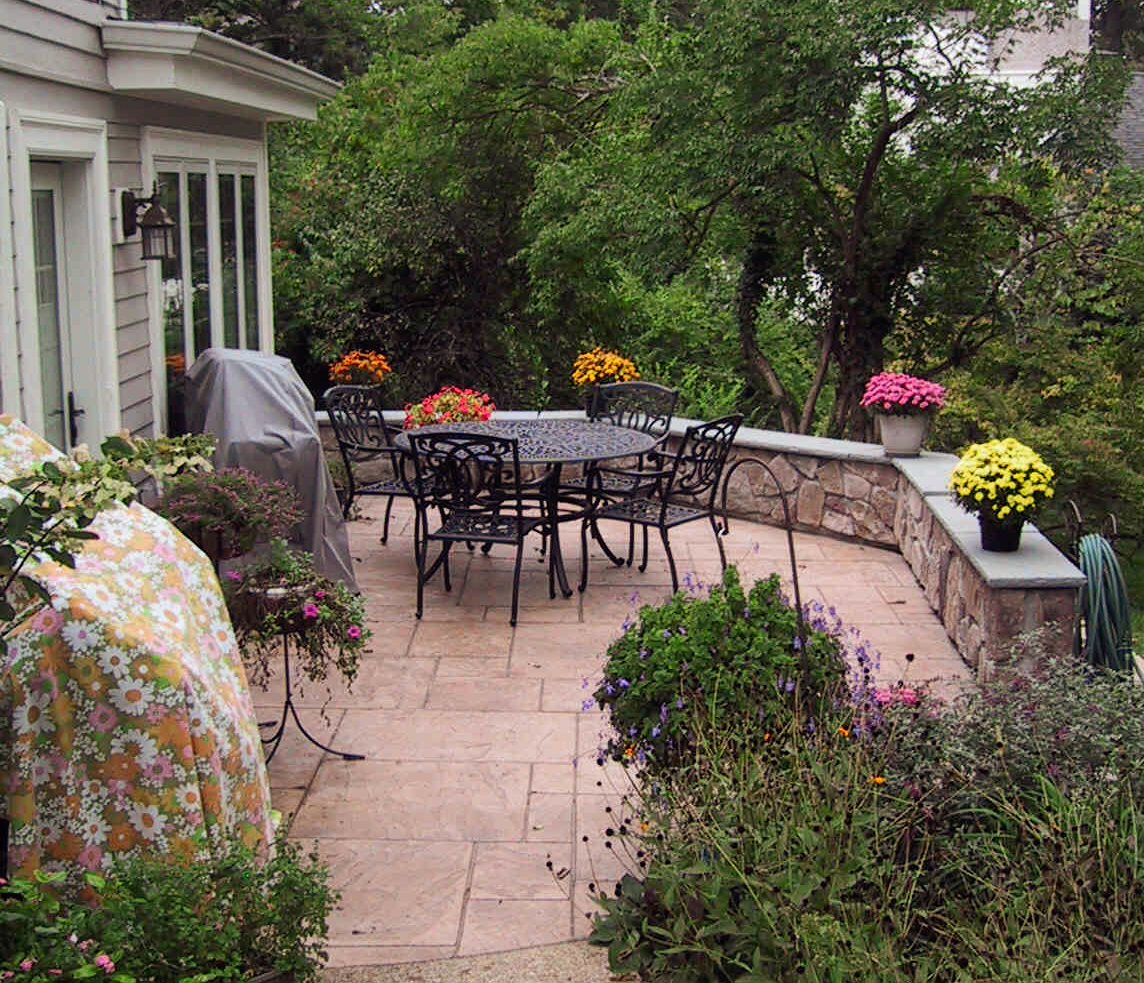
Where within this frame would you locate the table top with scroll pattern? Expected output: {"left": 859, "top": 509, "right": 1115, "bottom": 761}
{"left": 394, "top": 418, "right": 658, "bottom": 465}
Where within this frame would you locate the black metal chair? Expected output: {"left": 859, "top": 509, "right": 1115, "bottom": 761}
{"left": 408, "top": 432, "right": 557, "bottom": 626}
{"left": 562, "top": 381, "right": 679, "bottom": 565}
{"left": 323, "top": 385, "right": 428, "bottom": 544}
{"left": 579, "top": 413, "right": 744, "bottom": 595}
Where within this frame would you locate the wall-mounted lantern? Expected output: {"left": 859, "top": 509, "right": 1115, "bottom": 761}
{"left": 121, "top": 185, "right": 177, "bottom": 261}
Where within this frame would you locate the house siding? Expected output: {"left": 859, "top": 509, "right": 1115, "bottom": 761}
{"left": 1114, "top": 72, "right": 1144, "bottom": 167}
{"left": 2, "top": 1, "right": 274, "bottom": 441}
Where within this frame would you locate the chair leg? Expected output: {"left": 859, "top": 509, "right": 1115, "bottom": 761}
{"left": 639, "top": 524, "right": 655, "bottom": 573}
{"left": 709, "top": 514, "right": 728, "bottom": 573}
{"left": 381, "top": 496, "right": 395, "bottom": 543}
{"left": 579, "top": 515, "right": 591, "bottom": 593}
{"left": 593, "top": 518, "right": 626, "bottom": 567}
{"left": 661, "top": 527, "right": 678, "bottom": 593}
{"left": 510, "top": 542, "right": 526, "bottom": 626}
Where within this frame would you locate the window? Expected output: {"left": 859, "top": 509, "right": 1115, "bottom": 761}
{"left": 143, "top": 129, "right": 271, "bottom": 433}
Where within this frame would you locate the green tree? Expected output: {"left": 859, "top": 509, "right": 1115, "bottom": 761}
{"left": 523, "top": 0, "right": 1129, "bottom": 436}
{"left": 271, "top": 13, "right": 628, "bottom": 405}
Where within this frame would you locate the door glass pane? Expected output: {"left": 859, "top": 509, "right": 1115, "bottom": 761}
{"left": 241, "top": 174, "right": 259, "bottom": 350}
{"left": 189, "top": 172, "right": 211, "bottom": 356}
{"left": 219, "top": 173, "right": 238, "bottom": 348}
{"left": 159, "top": 172, "right": 187, "bottom": 435}
{"left": 32, "top": 189, "right": 65, "bottom": 449}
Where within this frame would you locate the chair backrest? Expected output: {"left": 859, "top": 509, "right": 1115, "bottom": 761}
{"left": 664, "top": 414, "right": 744, "bottom": 506}
{"left": 323, "top": 385, "right": 394, "bottom": 464}
{"left": 590, "top": 381, "right": 678, "bottom": 441}
{"left": 408, "top": 432, "right": 522, "bottom": 514}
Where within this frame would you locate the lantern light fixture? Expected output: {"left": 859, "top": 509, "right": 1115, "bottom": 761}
{"left": 121, "top": 185, "right": 177, "bottom": 261}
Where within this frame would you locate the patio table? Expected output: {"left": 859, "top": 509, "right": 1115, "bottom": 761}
{"left": 0, "top": 416, "right": 273, "bottom": 893}
{"left": 394, "top": 419, "right": 658, "bottom": 597}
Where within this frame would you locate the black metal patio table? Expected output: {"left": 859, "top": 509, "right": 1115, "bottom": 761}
{"left": 394, "top": 418, "right": 658, "bottom": 598}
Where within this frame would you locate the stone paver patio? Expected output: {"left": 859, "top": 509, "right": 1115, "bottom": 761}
{"left": 256, "top": 497, "right": 972, "bottom": 968}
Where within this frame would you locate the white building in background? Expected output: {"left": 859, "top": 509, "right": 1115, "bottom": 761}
{"left": 0, "top": 0, "right": 338, "bottom": 448}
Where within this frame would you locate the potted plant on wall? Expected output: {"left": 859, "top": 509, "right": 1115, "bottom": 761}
{"left": 223, "top": 537, "right": 368, "bottom": 699}
{"left": 156, "top": 467, "right": 304, "bottom": 568}
{"left": 328, "top": 349, "right": 394, "bottom": 391}
{"left": 571, "top": 346, "right": 640, "bottom": 414}
{"left": 403, "top": 386, "right": 496, "bottom": 428}
{"left": 949, "top": 437, "right": 1055, "bottom": 552}
{"left": 859, "top": 371, "right": 946, "bottom": 457}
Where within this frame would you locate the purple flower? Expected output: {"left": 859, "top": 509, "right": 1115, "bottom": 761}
{"left": 618, "top": 678, "right": 630, "bottom": 688}
{"left": 675, "top": 697, "right": 685, "bottom": 709}
{"left": 639, "top": 648, "right": 648, "bottom": 660}
{"left": 303, "top": 601, "right": 320, "bottom": 619}
{"left": 346, "top": 625, "right": 362, "bottom": 639}
{"left": 651, "top": 725, "right": 660, "bottom": 738}
{"left": 659, "top": 704, "right": 668, "bottom": 722}
{"left": 662, "top": 629, "right": 672, "bottom": 641}
{"left": 581, "top": 699, "right": 596, "bottom": 711}
{"left": 224, "top": 569, "right": 242, "bottom": 581}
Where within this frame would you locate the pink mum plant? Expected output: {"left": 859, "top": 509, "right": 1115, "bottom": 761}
{"left": 860, "top": 372, "right": 946, "bottom": 416}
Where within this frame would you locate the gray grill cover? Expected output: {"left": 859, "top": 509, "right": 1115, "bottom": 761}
{"left": 184, "top": 348, "right": 358, "bottom": 591}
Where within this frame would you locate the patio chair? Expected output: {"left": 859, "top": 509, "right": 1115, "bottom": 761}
{"left": 408, "top": 431, "right": 557, "bottom": 626}
{"left": 563, "top": 381, "right": 679, "bottom": 565}
{"left": 323, "top": 384, "right": 426, "bottom": 543}
{"left": 579, "top": 413, "right": 744, "bottom": 595}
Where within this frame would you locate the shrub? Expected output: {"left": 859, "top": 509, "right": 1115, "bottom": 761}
{"left": 0, "top": 827, "right": 337, "bottom": 983}
{"left": 585, "top": 653, "right": 1144, "bottom": 982}
{"left": 591, "top": 566, "right": 849, "bottom": 771}
{"left": 156, "top": 468, "right": 304, "bottom": 561}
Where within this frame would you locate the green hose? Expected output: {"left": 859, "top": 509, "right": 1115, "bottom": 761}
{"left": 1074, "top": 533, "right": 1138, "bottom": 678}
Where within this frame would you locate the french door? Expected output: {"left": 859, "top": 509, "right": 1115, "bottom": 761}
{"left": 30, "top": 162, "right": 85, "bottom": 451}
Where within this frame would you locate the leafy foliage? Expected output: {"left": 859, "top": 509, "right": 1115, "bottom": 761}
{"left": 0, "top": 828, "right": 337, "bottom": 983}
{"left": 585, "top": 655, "right": 1144, "bottom": 982}
{"left": 592, "top": 566, "right": 847, "bottom": 770}
{"left": 224, "top": 538, "right": 368, "bottom": 698}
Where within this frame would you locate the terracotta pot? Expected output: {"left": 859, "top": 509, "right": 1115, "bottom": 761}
{"left": 876, "top": 412, "right": 931, "bottom": 457}
{"left": 978, "top": 515, "right": 1023, "bottom": 552}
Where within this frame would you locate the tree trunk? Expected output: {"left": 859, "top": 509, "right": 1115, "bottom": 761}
{"left": 737, "top": 231, "right": 799, "bottom": 432}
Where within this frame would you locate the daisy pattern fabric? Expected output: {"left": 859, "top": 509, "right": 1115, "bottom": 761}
{"left": 0, "top": 416, "right": 272, "bottom": 894}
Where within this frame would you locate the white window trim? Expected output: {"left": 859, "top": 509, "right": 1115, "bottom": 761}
{"left": 141, "top": 125, "right": 275, "bottom": 432}
{"left": 6, "top": 109, "right": 118, "bottom": 442}
{"left": 0, "top": 101, "right": 17, "bottom": 418}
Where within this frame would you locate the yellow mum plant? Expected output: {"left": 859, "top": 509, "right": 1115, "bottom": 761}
{"left": 329, "top": 350, "right": 393, "bottom": 386}
{"left": 949, "top": 438, "right": 1055, "bottom": 525}
{"left": 571, "top": 347, "right": 640, "bottom": 386}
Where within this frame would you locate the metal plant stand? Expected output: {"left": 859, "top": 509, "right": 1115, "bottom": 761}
{"left": 259, "top": 630, "right": 364, "bottom": 764}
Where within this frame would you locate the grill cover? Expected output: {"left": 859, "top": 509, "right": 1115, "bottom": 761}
{"left": 184, "top": 348, "right": 358, "bottom": 590}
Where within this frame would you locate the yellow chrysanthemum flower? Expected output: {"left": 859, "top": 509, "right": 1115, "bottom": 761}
{"left": 949, "top": 438, "right": 1054, "bottom": 524}
{"left": 571, "top": 347, "right": 640, "bottom": 386}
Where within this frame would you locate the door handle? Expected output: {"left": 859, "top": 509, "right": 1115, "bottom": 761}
{"left": 67, "top": 391, "right": 85, "bottom": 446}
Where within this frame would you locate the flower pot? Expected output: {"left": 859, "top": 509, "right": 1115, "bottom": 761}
{"left": 876, "top": 412, "right": 930, "bottom": 457}
{"left": 230, "top": 585, "right": 313, "bottom": 635}
{"left": 978, "top": 515, "right": 1023, "bottom": 553}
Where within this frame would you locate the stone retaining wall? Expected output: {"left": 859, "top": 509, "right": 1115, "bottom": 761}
{"left": 320, "top": 412, "right": 1085, "bottom": 678}
{"left": 666, "top": 422, "right": 1085, "bottom": 679}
